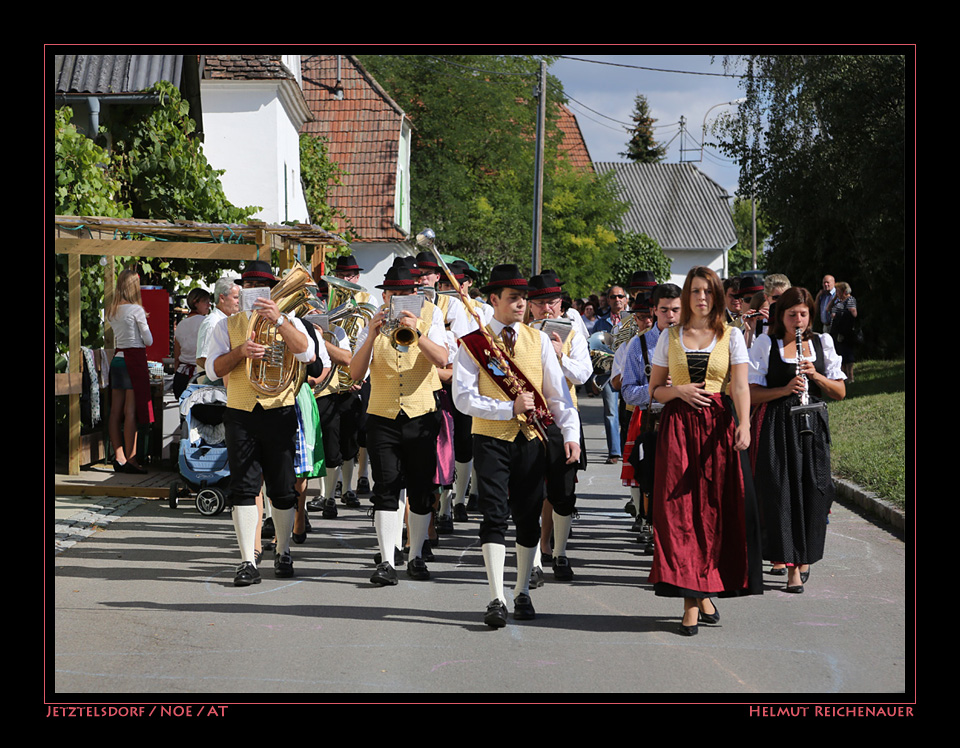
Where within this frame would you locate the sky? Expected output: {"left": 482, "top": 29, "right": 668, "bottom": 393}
{"left": 548, "top": 53, "right": 748, "bottom": 196}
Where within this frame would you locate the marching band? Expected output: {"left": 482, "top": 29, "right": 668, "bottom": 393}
{"left": 205, "top": 239, "right": 842, "bottom": 633}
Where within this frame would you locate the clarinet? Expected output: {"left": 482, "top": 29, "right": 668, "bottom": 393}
{"left": 790, "top": 326, "right": 823, "bottom": 434}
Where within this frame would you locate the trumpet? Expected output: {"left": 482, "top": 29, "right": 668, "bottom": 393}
{"left": 379, "top": 295, "right": 423, "bottom": 352}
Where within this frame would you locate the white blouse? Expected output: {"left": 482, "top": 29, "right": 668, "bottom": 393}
{"left": 748, "top": 332, "right": 846, "bottom": 386}
{"left": 108, "top": 303, "right": 153, "bottom": 350}
{"left": 651, "top": 325, "right": 749, "bottom": 368}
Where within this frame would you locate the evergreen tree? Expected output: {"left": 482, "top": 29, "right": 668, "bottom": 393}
{"left": 620, "top": 94, "right": 667, "bottom": 164}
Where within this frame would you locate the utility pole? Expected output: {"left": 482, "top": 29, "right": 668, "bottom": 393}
{"left": 531, "top": 59, "right": 546, "bottom": 275}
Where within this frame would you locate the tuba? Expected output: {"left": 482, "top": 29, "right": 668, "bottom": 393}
{"left": 318, "top": 274, "right": 377, "bottom": 392}
{"left": 246, "top": 263, "right": 317, "bottom": 397}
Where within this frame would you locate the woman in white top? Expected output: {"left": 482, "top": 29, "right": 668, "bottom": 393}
{"left": 106, "top": 269, "right": 154, "bottom": 474}
{"left": 172, "top": 287, "right": 211, "bottom": 399}
{"left": 647, "top": 266, "right": 763, "bottom": 636}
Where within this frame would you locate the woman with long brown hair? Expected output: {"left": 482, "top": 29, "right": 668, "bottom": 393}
{"left": 748, "top": 286, "right": 845, "bottom": 593}
{"left": 647, "top": 266, "right": 762, "bottom": 635}
{"left": 106, "top": 268, "right": 154, "bottom": 474}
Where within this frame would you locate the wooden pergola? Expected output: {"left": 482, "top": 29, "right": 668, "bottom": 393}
{"left": 54, "top": 215, "right": 349, "bottom": 476}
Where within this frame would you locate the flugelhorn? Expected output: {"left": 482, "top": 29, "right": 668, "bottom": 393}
{"left": 246, "top": 263, "right": 316, "bottom": 396}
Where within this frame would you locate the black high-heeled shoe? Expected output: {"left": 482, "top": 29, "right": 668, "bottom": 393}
{"left": 698, "top": 600, "right": 720, "bottom": 625}
{"left": 679, "top": 622, "right": 699, "bottom": 636}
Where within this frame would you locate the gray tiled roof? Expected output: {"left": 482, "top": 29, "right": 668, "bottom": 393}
{"left": 595, "top": 162, "right": 737, "bottom": 252}
{"left": 54, "top": 54, "right": 188, "bottom": 95}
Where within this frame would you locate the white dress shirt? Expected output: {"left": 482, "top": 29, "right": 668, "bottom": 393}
{"left": 452, "top": 319, "right": 580, "bottom": 443}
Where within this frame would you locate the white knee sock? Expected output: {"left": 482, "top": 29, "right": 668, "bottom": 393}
{"left": 454, "top": 460, "right": 472, "bottom": 505}
{"left": 438, "top": 487, "right": 452, "bottom": 516}
{"left": 553, "top": 512, "right": 573, "bottom": 557}
{"left": 358, "top": 448, "right": 369, "bottom": 479}
{"left": 271, "top": 505, "right": 295, "bottom": 556}
{"left": 395, "top": 489, "right": 407, "bottom": 549}
{"left": 341, "top": 459, "right": 356, "bottom": 493}
{"left": 232, "top": 505, "right": 259, "bottom": 565}
{"left": 407, "top": 510, "right": 431, "bottom": 560}
{"left": 631, "top": 486, "right": 642, "bottom": 516}
{"left": 482, "top": 542, "right": 506, "bottom": 604}
{"left": 323, "top": 472, "right": 338, "bottom": 501}
{"left": 514, "top": 543, "right": 537, "bottom": 597}
{"left": 375, "top": 510, "right": 400, "bottom": 568}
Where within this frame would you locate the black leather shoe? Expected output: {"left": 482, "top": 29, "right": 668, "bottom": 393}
{"left": 785, "top": 584, "right": 804, "bottom": 594}
{"left": 529, "top": 566, "right": 545, "bottom": 589}
{"left": 679, "top": 622, "right": 699, "bottom": 636}
{"left": 374, "top": 547, "right": 405, "bottom": 567}
{"left": 341, "top": 490, "right": 360, "bottom": 508}
{"left": 356, "top": 476, "right": 371, "bottom": 495}
{"left": 406, "top": 556, "right": 431, "bottom": 581}
{"left": 370, "top": 562, "right": 398, "bottom": 586}
{"left": 768, "top": 565, "right": 787, "bottom": 576}
{"left": 436, "top": 514, "right": 454, "bottom": 534}
{"left": 552, "top": 555, "right": 574, "bottom": 581}
{"left": 306, "top": 498, "right": 325, "bottom": 513}
{"left": 800, "top": 567, "right": 811, "bottom": 583}
{"left": 234, "top": 562, "right": 261, "bottom": 587}
{"left": 513, "top": 593, "right": 536, "bottom": 620}
{"left": 261, "top": 517, "right": 275, "bottom": 539}
{"left": 453, "top": 504, "right": 469, "bottom": 522}
{"left": 484, "top": 599, "right": 507, "bottom": 628}
{"left": 322, "top": 496, "right": 338, "bottom": 519}
{"left": 420, "top": 540, "right": 435, "bottom": 562}
{"left": 274, "top": 551, "right": 294, "bottom": 578}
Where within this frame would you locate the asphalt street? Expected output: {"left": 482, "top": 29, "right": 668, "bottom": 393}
{"left": 51, "top": 392, "right": 910, "bottom": 706}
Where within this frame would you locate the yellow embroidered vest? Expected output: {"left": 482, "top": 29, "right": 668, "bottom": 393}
{"left": 472, "top": 323, "right": 544, "bottom": 442}
{"left": 666, "top": 325, "right": 732, "bottom": 394}
{"left": 367, "top": 300, "right": 441, "bottom": 419}
{"left": 225, "top": 312, "right": 299, "bottom": 411}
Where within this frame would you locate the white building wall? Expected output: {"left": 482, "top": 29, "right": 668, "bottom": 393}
{"left": 200, "top": 80, "right": 309, "bottom": 225}
{"left": 665, "top": 250, "right": 726, "bottom": 288}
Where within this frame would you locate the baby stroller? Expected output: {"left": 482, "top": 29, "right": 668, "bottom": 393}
{"left": 168, "top": 383, "right": 230, "bottom": 516}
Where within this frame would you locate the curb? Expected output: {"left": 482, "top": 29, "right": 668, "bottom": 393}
{"left": 833, "top": 476, "right": 904, "bottom": 534}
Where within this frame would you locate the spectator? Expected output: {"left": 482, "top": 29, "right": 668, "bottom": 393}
{"left": 172, "top": 288, "right": 211, "bottom": 399}
{"left": 830, "top": 282, "right": 859, "bottom": 382}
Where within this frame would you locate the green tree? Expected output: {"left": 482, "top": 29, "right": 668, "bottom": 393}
{"left": 604, "top": 231, "right": 671, "bottom": 291}
{"left": 356, "top": 54, "right": 626, "bottom": 284}
{"left": 54, "top": 81, "right": 262, "bottom": 358}
{"left": 620, "top": 94, "right": 667, "bottom": 164}
{"left": 300, "top": 132, "right": 352, "bottom": 236}
{"left": 714, "top": 53, "right": 906, "bottom": 357}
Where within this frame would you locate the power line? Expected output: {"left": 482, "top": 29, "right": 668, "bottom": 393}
{"left": 557, "top": 55, "right": 741, "bottom": 78}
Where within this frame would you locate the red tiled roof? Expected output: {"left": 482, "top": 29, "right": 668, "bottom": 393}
{"left": 555, "top": 103, "right": 593, "bottom": 172}
{"left": 300, "top": 55, "right": 407, "bottom": 243}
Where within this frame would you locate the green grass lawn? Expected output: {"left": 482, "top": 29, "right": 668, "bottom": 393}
{"left": 826, "top": 359, "right": 907, "bottom": 510}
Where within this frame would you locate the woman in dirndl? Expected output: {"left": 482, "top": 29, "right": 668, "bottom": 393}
{"left": 748, "top": 286, "right": 846, "bottom": 594}
{"left": 647, "top": 266, "right": 763, "bottom": 636}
